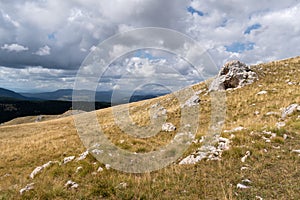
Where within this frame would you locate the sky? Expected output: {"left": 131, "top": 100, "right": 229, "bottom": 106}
{"left": 0, "top": 0, "right": 300, "bottom": 93}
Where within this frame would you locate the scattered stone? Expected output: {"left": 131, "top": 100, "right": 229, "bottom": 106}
{"left": 181, "top": 95, "right": 200, "bottom": 108}
{"left": 65, "top": 180, "right": 78, "bottom": 189}
{"left": 151, "top": 103, "right": 159, "bottom": 108}
{"left": 283, "top": 134, "right": 288, "bottom": 140}
{"left": 254, "top": 111, "right": 260, "bottom": 115}
{"left": 224, "top": 126, "right": 245, "bottom": 133}
{"left": 116, "top": 182, "right": 127, "bottom": 189}
{"left": 63, "top": 156, "right": 75, "bottom": 164}
{"left": 153, "top": 106, "right": 167, "bottom": 119}
{"left": 209, "top": 60, "right": 258, "bottom": 91}
{"left": 242, "top": 179, "right": 252, "bottom": 184}
{"left": 30, "top": 161, "right": 58, "bottom": 179}
{"left": 91, "top": 149, "right": 103, "bottom": 155}
{"left": 241, "top": 166, "right": 249, "bottom": 171}
{"left": 3, "top": 173, "right": 11, "bottom": 178}
{"left": 179, "top": 137, "right": 230, "bottom": 164}
{"left": 35, "top": 115, "right": 44, "bottom": 122}
{"left": 291, "top": 150, "right": 300, "bottom": 154}
{"left": 257, "top": 90, "right": 267, "bottom": 95}
{"left": 276, "top": 122, "right": 286, "bottom": 128}
{"left": 20, "top": 183, "right": 34, "bottom": 195}
{"left": 237, "top": 183, "right": 250, "bottom": 189}
{"left": 105, "top": 164, "right": 111, "bottom": 170}
{"left": 281, "top": 103, "right": 299, "bottom": 119}
{"left": 76, "top": 166, "right": 83, "bottom": 173}
{"left": 241, "top": 151, "right": 250, "bottom": 163}
{"left": 162, "top": 122, "right": 176, "bottom": 132}
{"left": 76, "top": 151, "right": 89, "bottom": 161}
{"left": 265, "top": 111, "right": 280, "bottom": 116}
{"left": 255, "top": 196, "right": 263, "bottom": 200}
{"left": 97, "top": 167, "right": 104, "bottom": 172}
{"left": 272, "top": 146, "right": 281, "bottom": 149}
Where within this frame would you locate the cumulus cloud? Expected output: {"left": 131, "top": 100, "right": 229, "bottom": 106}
{"left": 0, "top": 0, "right": 299, "bottom": 92}
{"left": 1, "top": 44, "right": 29, "bottom": 52}
{"left": 34, "top": 45, "right": 51, "bottom": 56}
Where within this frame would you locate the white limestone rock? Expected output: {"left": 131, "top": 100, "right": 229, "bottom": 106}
{"left": 65, "top": 180, "right": 78, "bottom": 189}
{"left": 76, "top": 151, "right": 89, "bottom": 161}
{"left": 30, "top": 161, "right": 58, "bottom": 179}
{"left": 63, "top": 156, "right": 75, "bottom": 164}
{"left": 162, "top": 122, "right": 176, "bottom": 132}
{"left": 20, "top": 183, "right": 34, "bottom": 195}
{"left": 209, "top": 60, "right": 258, "bottom": 92}
{"left": 281, "top": 103, "right": 299, "bottom": 119}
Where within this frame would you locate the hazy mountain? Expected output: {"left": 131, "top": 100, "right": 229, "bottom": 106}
{"left": 21, "top": 89, "right": 168, "bottom": 103}
{"left": 0, "top": 88, "right": 30, "bottom": 100}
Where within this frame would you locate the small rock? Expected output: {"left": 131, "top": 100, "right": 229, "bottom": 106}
{"left": 224, "top": 126, "right": 245, "bottom": 133}
{"left": 241, "top": 166, "right": 249, "bottom": 171}
{"left": 291, "top": 150, "right": 300, "bottom": 154}
{"left": 97, "top": 167, "right": 103, "bottom": 172}
{"left": 255, "top": 196, "right": 263, "bottom": 200}
{"left": 116, "top": 182, "right": 127, "bottom": 189}
{"left": 30, "top": 161, "right": 58, "bottom": 179}
{"left": 91, "top": 149, "right": 103, "bottom": 155}
{"left": 65, "top": 180, "right": 78, "bottom": 189}
{"left": 241, "top": 151, "right": 250, "bottom": 163}
{"left": 20, "top": 183, "right": 34, "bottom": 195}
{"left": 257, "top": 91, "right": 267, "bottom": 95}
{"left": 76, "top": 151, "right": 89, "bottom": 161}
{"left": 283, "top": 134, "right": 288, "bottom": 140}
{"left": 281, "top": 104, "right": 299, "bottom": 119}
{"left": 76, "top": 166, "right": 83, "bottom": 173}
{"left": 35, "top": 115, "right": 44, "bottom": 122}
{"left": 63, "top": 156, "right": 75, "bottom": 164}
{"left": 276, "top": 122, "right": 286, "bottom": 128}
{"left": 105, "top": 164, "right": 111, "bottom": 170}
{"left": 242, "top": 179, "right": 252, "bottom": 184}
{"left": 237, "top": 183, "right": 250, "bottom": 189}
{"left": 162, "top": 122, "right": 176, "bottom": 132}
{"left": 254, "top": 111, "right": 260, "bottom": 115}
{"left": 3, "top": 173, "right": 11, "bottom": 178}
{"left": 181, "top": 95, "right": 200, "bottom": 108}
{"left": 265, "top": 111, "right": 279, "bottom": 116}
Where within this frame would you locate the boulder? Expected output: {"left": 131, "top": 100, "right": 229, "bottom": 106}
{"left": 209, "top": 60, "right": 257, "bottom": 91}
{"left": 281, "top": 103, "right": 299, "bottom": 119}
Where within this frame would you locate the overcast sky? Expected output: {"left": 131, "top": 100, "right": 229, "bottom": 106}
{"left": 0, "top": 0, "right": 300, "bottom": 92}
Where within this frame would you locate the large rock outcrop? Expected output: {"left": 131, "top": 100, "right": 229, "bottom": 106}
{"left": 209, "top": 60, "right": 258, "bottom": 91}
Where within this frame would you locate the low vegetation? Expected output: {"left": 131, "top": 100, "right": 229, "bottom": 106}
{"left": 0, "top": 56, "right": 299, "bottom": 199}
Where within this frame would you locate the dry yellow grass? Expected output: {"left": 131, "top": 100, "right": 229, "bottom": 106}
{"left": 0, "top": 56, "right": 299, "bottom": 199}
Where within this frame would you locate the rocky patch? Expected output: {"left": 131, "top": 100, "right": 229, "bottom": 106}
{"left": 209, "top": 60, "right": 258, "bottom": 91}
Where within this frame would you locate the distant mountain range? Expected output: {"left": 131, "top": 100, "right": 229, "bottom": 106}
{"left": 0, "top": 88, "right": 168, "bottom": 123}
{"left": 0, "top": 88, "right": 31, "bottom": 100}
{"left": 0, "top": 88, "right": 168, "bottom": 103}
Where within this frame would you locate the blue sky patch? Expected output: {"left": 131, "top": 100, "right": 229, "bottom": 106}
{"left": 133, "top": 50, "right": 155, "bottom": 59}
{"left": 187, "top": 6, "right": 204, "bottom": 16}
{"left": 225, "top": 42, "right": 255, "bottom": 53}
{"left": 244, "top": 23, "right": 261, "bottom": 34}
{"left": 48, "top": 32, "right": 56, "bottom": 40}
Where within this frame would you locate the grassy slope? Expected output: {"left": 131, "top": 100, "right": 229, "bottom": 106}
{"left": 0, "top": 57, "right": 299, "bottom": 199}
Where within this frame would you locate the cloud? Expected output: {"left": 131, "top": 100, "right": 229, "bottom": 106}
{"left": 1, "top": 44, "right": 29, "bottom": 52}
{"left": 34, "top": 45, "right": 51, "bottom": 56}
{"left": 0, "top": 0, "right": 300, "bottom": 92}
{"left": 0, "top": 65, "right": 75, "bottom": 92}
